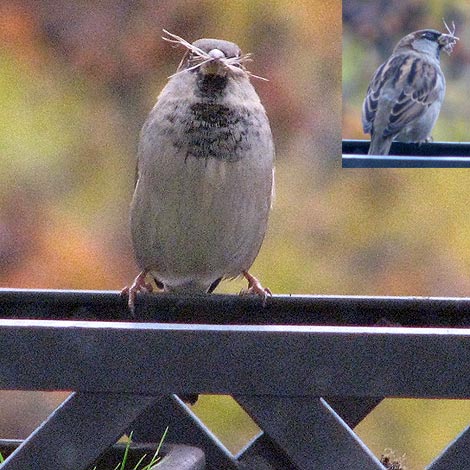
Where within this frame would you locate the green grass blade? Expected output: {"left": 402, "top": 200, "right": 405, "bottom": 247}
{"left": 119, "top": 432, "right": 133, "bottom": 470}
{"left": 131, "top": 453, "right": 148, "bottom": 470}
{"left": 142, "top": 426, "right": 168, "bottom": 469}
{"left": 154, "top": 426, "right": 168, "bottom": 459}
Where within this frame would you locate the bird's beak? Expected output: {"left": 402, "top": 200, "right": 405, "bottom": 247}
{"left": 438, "top": 33, "right": 459, "bottom": 55}
{"left": 202, "top": 49, "right": 226, "bottom": 75}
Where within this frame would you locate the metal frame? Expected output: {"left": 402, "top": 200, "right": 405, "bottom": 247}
{"left": 0, "top": 289, "right": 469, "bottom": 469}
{"left": 342, "top": 140, "right": 470, "bottom": 167}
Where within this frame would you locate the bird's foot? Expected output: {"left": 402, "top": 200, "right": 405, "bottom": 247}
{"left": 240, "top": 271, "right": 272, "bottom": 306}
{"left": 421, "top": 136, "right": 433, "bottom": 144}
{"left": 121, "top": 271, "right": 153, "bottom": 315}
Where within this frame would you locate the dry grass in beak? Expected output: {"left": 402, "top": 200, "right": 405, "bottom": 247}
{"left": 441, "top": 19, "right": 459, "bottom": 55}
{"left": 161, "top": 29, "right": 269, "bottom": 81}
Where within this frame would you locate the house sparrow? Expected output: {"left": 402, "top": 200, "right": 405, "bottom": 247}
{"left": 123, "top": 31, "right": 274, "bottom": 312}
{"left": 362, "top": 26, "right": 458, "bottom": 155}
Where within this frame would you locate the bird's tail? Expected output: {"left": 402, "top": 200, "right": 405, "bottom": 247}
{"left": 368, "top": 136, "right": 393, "bottom": 156}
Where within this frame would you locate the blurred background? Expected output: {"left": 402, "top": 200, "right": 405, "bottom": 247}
{"left": 0, "top": 0, "right": 468, "bottom": 468}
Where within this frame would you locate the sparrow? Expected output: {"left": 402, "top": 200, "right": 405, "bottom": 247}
{"left": 362, "top": 25, "right": 458, "bottom": 155}
{"left": 123, "top": 31, "right": 274, "bottom": 312}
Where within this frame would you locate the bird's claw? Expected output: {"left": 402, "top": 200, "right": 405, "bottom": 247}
{"left": 240, "top": 271, "right": 272, "bottom": 306}
{"left": 121, "top": 271, "right": 153, "bottom": 315}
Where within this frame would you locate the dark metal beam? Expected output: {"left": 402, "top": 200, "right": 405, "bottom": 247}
{"left": 0, "top": 290, "right": 468, "bottom": 469}
{"left": 0, "top": 440, "right": 205, "bottom": 470}
{"left": 342, "top": 140, "right": 470, "bottom": 156}
{"left": 1, "top": 392, "right": 159, "bottom": 470}
{"left": 322, "top": 396, "right": 382, "bottom": 428}
{"left": 342, "top": 140, "right": 470, "bottom": 168}
{"left": 0, "top": 320, "right": 469, "bottom": 398}
{"left": 343, "top": 155, "right": 470, "bottom": 168}
{"left": 130, "top": 395, "right": 238, "bottom": 469}
{"left": 235, "top": 432, "right": 297, "bottom": 469}
{"left": 1, "top": 289, "right": 470, "bottom": 327}
{"left": 427, "top": 426, "right": 470, "bottom": 470}
{"left": 235, "top": 396, "right": 385, "bottom": 469}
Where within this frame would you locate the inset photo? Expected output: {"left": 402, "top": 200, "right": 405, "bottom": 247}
{"left": 342, "top": 1, "right": 470, "bottom": 167}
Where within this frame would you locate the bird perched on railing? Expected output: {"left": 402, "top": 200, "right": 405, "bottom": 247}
{"left": 122, "top": 31, "right": 274, "bottom": 313}
{"left": 362, "top": 23, "right": 458, "bottom": 156}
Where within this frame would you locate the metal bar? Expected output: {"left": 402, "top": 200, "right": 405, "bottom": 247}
{"left": 235, "top": 432, "right": 298, "bottom": 469}
{"left": 323, "top": 318, "right": 388, "bottom": 428}
{"left": 343, "top": 155, "right": 470, "bottom": 168}
{"left": 342, "top": 140, "right": 470, "bottom": 167}
{"left": 235, "top": 396, "right": 385, "bottom": 469}
{"left": 1, "top": 392, "right": 160, "bottom": 470}
{"left": 131, "top": 395, "right": 238, "bottom": 469}
{"left": 322, "top": 397, "right": 383, "bottom": 428}
{"left": 0, "top": 320, "right": 468, "bottom": 397}
{"left": 1, "top": 289, "right": 470, "bottom": 327}
{"left": 426, "top": 426, "right": 470, "bottom": 470}
{"left": 236, "top": 395, "right": 383, "bottom": 463}
{"left": 342, "top": 140, "right": 470, "bottom": 156}
{"left": 0, "top": 440, "right": 205, "bottom": 470}
{"left": 235, "top": 395, "right": 383, "bottom": 469}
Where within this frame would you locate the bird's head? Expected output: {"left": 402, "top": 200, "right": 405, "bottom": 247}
{"left": 162, "top": 30, "right": 267, "bottom": 82}
{"left": 394, "top": 23, "right": 458, "bottom": 58}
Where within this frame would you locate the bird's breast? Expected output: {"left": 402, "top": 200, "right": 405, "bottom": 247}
{"left": 132, "top": 94, "right": 273, "bottom": 282}
{"left": 172, "top": 102, "right": 256, "bottom": 163}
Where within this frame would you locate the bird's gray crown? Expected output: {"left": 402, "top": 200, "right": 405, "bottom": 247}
{"left": 192, "top": 39, "right": 241, "bottom": 59}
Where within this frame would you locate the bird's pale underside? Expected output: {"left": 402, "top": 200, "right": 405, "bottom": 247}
{"left": 123, "top": 33, "right": 274, "bottom": 312}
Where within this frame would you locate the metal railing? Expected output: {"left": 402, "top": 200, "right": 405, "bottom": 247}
{"left": 0, "top": 289, "right": 469, "bottom": 469}
{"left": 342, "top": 140, "right": 470, "bottom": 167}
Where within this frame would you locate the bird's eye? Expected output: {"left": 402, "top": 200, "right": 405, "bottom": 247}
{"left": 422, "top": 32, "right": 437, "bottom": 41}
